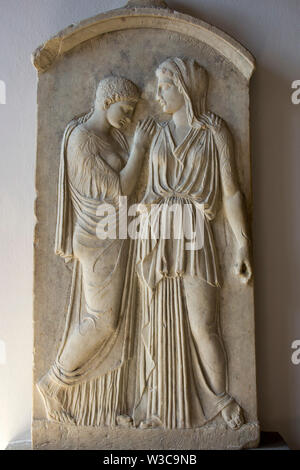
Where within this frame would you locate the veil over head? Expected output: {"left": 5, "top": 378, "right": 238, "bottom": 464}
{"left": 156, "top": 57, "right": 208, "bottom": 128}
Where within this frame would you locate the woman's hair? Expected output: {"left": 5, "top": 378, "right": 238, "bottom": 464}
{"left": 156, "top": 57, "right": 208, "bottom": 127}
{"left": 74, "top": 76, "right": 140, "bottom": 126}
{"left": 95, "top": 76, "right": 140, "bottom": 110}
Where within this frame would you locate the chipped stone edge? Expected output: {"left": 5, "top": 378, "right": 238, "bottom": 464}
{"left": 31, "top": 419, "right": 260, "bottom": 450}
{"left": 31, "top": 5, "right": 255, "bottom": 80}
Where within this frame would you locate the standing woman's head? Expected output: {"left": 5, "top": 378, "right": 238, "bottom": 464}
{"left": 94, "top": 76, "right": 140, "bottom": 129}
{"left": 156, "top": 57, "right": 208, "bottom": 126}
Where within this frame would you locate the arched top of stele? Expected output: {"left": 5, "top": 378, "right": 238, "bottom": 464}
{"left": 32, "top": 0, "right": 255, "bottom": 80}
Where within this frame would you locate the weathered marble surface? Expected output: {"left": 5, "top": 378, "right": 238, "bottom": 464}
{"left": 32, "top": 0, "right": 258, "bottom": 450}
{"left": 33, "top": 420, "right": 259, "bottom": 450}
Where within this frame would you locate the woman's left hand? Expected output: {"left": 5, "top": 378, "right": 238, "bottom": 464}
{"left": 234, "top": 245, "right": 252, "bottom": 284}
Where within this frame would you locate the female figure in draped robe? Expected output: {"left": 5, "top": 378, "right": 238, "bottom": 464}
{"left": 38, "top": 76, "right": 155, "bottom": 426}
{"left": 134, "top": 58, "right": 252, "bottom": 430}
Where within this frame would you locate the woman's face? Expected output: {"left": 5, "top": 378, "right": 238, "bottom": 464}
{"left": 106, "top": 100, "right": 136, "bottom": 129}
{"left": 156, "top": 74, "right": 185, "bottom": 114}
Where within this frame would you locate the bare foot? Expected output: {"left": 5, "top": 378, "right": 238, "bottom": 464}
{"left": 48, "top": 407, "right": 76, "bottom": 425}
{"left": 139, "top": 416, "right": 162, "bottom": 429}
{"left": 221, "top": 400, "right": 244, "bottom": 430}
{"left": 116, "top": 415, "right": 133, "bottom": 428}
{"left": 37, "top": 377, "right": 76, "bottom": 425}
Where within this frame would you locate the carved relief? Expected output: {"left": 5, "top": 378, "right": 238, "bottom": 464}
{"left": 33, "top": 0, "right": 258, "bottom": 450}
{"left": 133, "top": 58, "right": 252, "bottom": 430}
{"left": 37, "top": 76, "right": 155, "bottom": 426}
{"left": 38, "top": 58, "right": 252, "bottom": 431}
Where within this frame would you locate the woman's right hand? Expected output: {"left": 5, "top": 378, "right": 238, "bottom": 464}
{"left": 133, "top": 117, "right": 157, "bottom": 150}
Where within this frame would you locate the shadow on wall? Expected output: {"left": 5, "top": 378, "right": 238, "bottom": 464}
{"left": 251, "top": 64, "right": 300, "bottom": 451}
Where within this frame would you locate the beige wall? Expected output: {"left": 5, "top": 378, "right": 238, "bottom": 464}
{"left": 0, "top": 0, "right": 299, "bottom": 449}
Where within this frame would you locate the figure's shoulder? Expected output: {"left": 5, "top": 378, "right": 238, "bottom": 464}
{"left": 204, "top": 111, "right": 227, "bottom": 131}
{"left": 69, "top": 124, "right": 90, "bottom": 142}
{"left": 67, "top": 124, "right": 98, "bottom": 154}
{"left": 203, "top": 111, "right": 233, "bottom": 145}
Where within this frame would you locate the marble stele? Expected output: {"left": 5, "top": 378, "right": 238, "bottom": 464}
{"left": 32, "top": 0, "right": 259, "bottom": 450}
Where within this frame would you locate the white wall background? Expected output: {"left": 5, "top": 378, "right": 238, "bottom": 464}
{"left": 0, "top": 0, "right": 299, "bottom": 449}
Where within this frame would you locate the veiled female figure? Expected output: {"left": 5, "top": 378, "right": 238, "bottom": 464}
{"left": 38, "top": 77, "right": 155, "bottom": 426}
{"left": 134, "top": 58, "right": 252, "bottom": 430}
